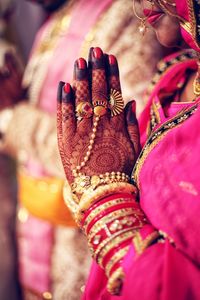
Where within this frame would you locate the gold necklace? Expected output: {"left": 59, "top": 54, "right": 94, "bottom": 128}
{"left": 22, "top": 0, "right": 75, "bottom": 104}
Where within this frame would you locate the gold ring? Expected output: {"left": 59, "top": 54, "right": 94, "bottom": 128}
{"left": 93, "top": 99, "right": 108, "bottom": 117}
{"left": 109, "top": 89, "right": 124, "bottom": 117}
{"left": 76, "top": 102, "right": 93, "bottom": 120}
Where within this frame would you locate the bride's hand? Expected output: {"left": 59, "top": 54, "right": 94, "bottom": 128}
{"left": 57, "top": 47, "right": 140, "bottom": 185}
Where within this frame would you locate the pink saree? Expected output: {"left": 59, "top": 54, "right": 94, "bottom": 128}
{"left": 83, "top": 51, "right": 200, "bottom": 300}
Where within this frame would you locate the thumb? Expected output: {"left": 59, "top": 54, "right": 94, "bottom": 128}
{"left": 125, "top": 100, "right": 141, "bottom": 158}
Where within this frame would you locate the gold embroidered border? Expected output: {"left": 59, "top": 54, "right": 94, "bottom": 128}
{"left": 180, "top": 0, "right": 200, "bottom": 48}
{"left": 145, "top": 51, "right": 196, "bottom": 98}
{"left": 132, "top": 105, "right": 198, "bottom": 189}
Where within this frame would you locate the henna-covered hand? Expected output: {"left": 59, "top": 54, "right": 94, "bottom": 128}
{"left": 57, "top": 47, "right": 140, "bottom": 185}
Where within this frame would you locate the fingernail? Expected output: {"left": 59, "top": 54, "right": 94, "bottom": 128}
{"left": 93, "top": 47, "right": 103, "bottom": 59}
{"left": 77, "top": 58, "right": 86, "bottom": 69}
{"left": 132, "top": 101, "right": 136, "bottom": 113}
{"left": 108, "top": 54, "right": 119, "bottom": 76}
{"left": 57, "top": 81, "right": 65, "bottom": 103}
{"left": 62, "top": 82, "right": 72, "bottom": 103}
{"left": 64, "top": 83, "right": 71, "bottom": 93}
{"left": 108, "top": 55, "right": 117, "bottom": 65}
{"left": 74, "top": 59, "right": 87, "bottom": 80}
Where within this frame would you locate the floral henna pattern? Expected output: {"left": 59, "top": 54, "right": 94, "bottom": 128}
{"left": 69, "top": 126, "right": 135, "bottom": 177}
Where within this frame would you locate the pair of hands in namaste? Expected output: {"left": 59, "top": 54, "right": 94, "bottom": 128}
{"left": 57, "top": 47, "right": 140, "bottom": 185}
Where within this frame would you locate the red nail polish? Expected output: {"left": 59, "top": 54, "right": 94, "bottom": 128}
{"left": 78, "top": 58, "right": 86, "bottom": 69}
{"left": 64, "top": 83, "right": 71, "bottom": 93}
{"left": 93, "top": 47, "right": 103, "bottom": 59}
{"left": 109, "top": 55, "right": 117, "bottom": 65}
{"left": 132, "top": 100, "right": 136, "bottom": 113}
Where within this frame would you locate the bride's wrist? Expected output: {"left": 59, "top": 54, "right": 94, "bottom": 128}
{"left": 63, "top": 171, "right": 137, "bottom": 221}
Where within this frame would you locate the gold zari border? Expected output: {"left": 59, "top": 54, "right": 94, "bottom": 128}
{"left": 132, "top": 105, "right": 198, "bottom": 188}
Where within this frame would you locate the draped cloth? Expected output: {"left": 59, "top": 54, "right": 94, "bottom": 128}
{"left": 176, "top": 0, "right": 200, "bottom": 53}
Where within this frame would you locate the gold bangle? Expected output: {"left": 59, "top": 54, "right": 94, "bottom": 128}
{"left": 97, "top": 228, "right": 138, "bottom": 268}
{"left": 63, "top": 180, "right": 79, "bottom": 216}
{"left": 93, "top": 228, "right": 136, "bottom": 260}
{"left": 105, "top": 246, "right": 129, "bottom": 277}
{"left": 107, "top": 267, "right": 125, "bottom": 295}
{"left": 87, "top": 208, "right": 135, "bottom": 243}
{"left": 78, "top": 182, "right": 137, "bottom": 216}
{"left": 82, "top": 197, "right": 134, "bottom": 228}
{"left": 71, "top": 172, "right": 130, "bottom": 195}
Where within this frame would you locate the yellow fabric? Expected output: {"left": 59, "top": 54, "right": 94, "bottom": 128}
{"left": 18, "top": 172, "right": 76, "bottom": 227}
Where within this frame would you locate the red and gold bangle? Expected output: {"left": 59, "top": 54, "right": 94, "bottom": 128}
{"left": 98, "top": 234, "right": 134, "bottom": 268}
{"left": 86, "top": 207, "right": 135, "bottom": 237}
{"left": 81, "top": 194, "right": 134, "bottom": 229}
{"left": 87, "top": 211, "right": 145, "bottom": 247}
{"left": 89, "top": 227, "right": 135, "bottom": 258}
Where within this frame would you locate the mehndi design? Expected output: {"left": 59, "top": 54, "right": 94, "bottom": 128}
{"left": 56, "top": 47, "right": 155, "bottom": 295}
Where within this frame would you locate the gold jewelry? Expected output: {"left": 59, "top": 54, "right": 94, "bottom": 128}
{"left": 72, "top": 115, "right": 100, "bottom": 177}
{"left": 94, "top": 228, "right": 135, "bottom": 259}
{"left": 157, "top": 0, "right": 183, "bottom": 20}
{"left": 93, "top": 99, "right": 108, "bottom": 117}
{"left": 105, "top": 246, "right": 129, "bottom": 277}
{"left": 107, "top": 267, "right": 124, "bottom": 295}
{"left": 132, "top": 0, "right": 154, "bottom": 35}
{"left": 193, "top": 55, "right": 200, "bottom": 97}
{"left": 72, "top": 172, "right": 130, "bottom": 195}
{"left": 83, "top": 198, "right": 134, "bottom": 229}
{"left": 87, "top": 208, "right": 135, "bottom": 243}
{"left": 63, "top": 180, "right": 79, "bottom": 214}
{"left": 97, "top": 227, "right": 139, "bottom": 267}
{"left": 76, "top": 101, "right": 93, "bottom": 121}
{"left": 161, "top": 0, "right": 176, "bottom": 7}
{"left": 78, "top": 182, "right": 137, "bottom": 215}
{"left": 109, "top": 89, "right": 124, "bottom": 117}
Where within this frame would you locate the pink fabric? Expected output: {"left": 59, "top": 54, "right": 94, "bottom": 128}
{"left": 83, "top": 242, "right": 200, "bottom": 300}
{"left": 18, "top": 215, "right": 54, "bottom": 293}
{"left": 19, "top": 0, "right": 113, "bottom": 294}
{"left": 83, "top": 52, "right": 200, "bottom": 299}
{"left": 175, "top": 0, "right": 200, "bottom": 52}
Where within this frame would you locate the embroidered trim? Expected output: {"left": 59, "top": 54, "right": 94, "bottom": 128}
{"left": 145, "top": 50, "right": 196, "bottom": 98}
{"left": 180, "top": 0, "right": 200, "bottom": 48}
{"left": 131, "top": 104, "right": 198, "bottom": 188}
